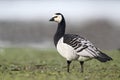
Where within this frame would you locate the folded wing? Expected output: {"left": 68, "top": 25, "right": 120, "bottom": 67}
{"left": 63, "top": 34, "right": 112, "bottom": 62}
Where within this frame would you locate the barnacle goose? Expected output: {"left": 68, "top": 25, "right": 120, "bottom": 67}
{"left": 49, "top": 13, "right": 112, "bottom": 72}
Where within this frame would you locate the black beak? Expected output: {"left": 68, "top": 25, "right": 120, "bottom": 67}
{"left": 49, "top": 17, "right": 54, "bottom": 21}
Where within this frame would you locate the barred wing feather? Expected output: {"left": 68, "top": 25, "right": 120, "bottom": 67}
{"left": 63, "top": 34, "right": 112, "bottom": 62}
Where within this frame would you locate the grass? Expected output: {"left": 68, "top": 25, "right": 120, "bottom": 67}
{"left": 0, "top": 48, "right": 120, "bottom": 80}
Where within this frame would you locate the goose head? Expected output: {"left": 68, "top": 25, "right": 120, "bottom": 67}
{"left": 49, "top": 13, "right": 64, "bottom": 23}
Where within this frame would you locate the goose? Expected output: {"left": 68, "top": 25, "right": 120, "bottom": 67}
{"left": 49, "top": 13, "right": 112, "bottom": 72}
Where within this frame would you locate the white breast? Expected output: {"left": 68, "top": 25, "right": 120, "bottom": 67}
{"left": 57, "top": 37, "right": 78, "bottom": 61}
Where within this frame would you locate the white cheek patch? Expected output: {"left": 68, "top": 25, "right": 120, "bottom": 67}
{"left": 54, "top": 15, "right": 62, "bottom": 23}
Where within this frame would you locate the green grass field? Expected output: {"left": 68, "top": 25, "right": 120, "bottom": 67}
{"left": 0, "top": 48, "right": 120, "bottom": 80}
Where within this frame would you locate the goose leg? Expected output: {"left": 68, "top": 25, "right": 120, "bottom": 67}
{"left": 80, "top": 61, "right": 84, "bottom": 73}
{"left": 67, "top": 61, "right": 71, "bottom": 72}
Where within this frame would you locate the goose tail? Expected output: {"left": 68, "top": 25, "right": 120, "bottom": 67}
{"left": 95, "top": 51, "right": 113, "bottom": 62}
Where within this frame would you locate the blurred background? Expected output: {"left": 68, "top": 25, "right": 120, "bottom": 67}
{"left": 0, "top": 0, "right": 120, "bottom": 50}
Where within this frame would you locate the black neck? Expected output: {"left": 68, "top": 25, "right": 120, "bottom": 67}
{"left": 54, "top": 18, "right": 66, "bottom": 46}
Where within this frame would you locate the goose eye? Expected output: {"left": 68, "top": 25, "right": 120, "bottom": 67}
{"left": 54, "top": 16, "right": 58, "bottom": 18}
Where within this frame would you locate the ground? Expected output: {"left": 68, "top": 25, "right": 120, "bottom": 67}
{"left": 0, "top": 48, "right": 120, "bottom": 80}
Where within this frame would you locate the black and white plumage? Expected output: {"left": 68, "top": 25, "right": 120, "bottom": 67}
{"left": 49, "top": 13, "right": 112, "bottom": 72}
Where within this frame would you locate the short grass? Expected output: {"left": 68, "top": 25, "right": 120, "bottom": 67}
{"left": 0, "top": 48, "right": 120, "bottom": 80}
